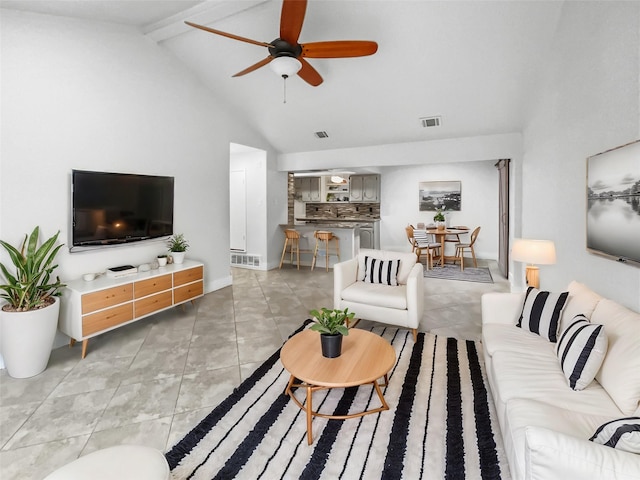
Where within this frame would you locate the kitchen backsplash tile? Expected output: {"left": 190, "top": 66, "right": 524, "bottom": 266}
{"left": 305, "top": 203, "right": 380, "bottom": 219}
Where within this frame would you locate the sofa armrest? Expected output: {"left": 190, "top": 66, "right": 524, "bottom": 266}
{"left": 481, "top": 292, "right": 525, "bottom": 326}
{"left": 333, "top": 257, "right": 358, "bottom": 309}
{"left": 525, "top": 426, "right": 640, "bottom": 480}
{"left": 406, "top": 263, "right": 424, "bottom": 328}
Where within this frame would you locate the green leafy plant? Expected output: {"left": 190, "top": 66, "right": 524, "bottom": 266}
{"left": 433, "top": 206, "right": 446, "bottom": 222}
{"left": 167, "top": 233, "right": 189, "bottom": 253}
{"left": 0, "top": 227, "right": 66, "bottom": 312}
{"left": 309, "top": 307, "right": 354, "bottom": 336}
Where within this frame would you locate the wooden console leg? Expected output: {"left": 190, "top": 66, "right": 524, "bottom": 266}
{"left": 69, "top": 338, "right": 76, "bottom": 348}
{"left": 81, "top": 339, "right": 89, "bottom": 359}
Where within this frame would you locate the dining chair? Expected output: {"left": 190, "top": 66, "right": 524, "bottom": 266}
{"left": 454, "top": 226, "right": 481, "bottom": 271}
{"left": 405, "top": 225, "right": 417, "bottom": 253}
{"left": 412, "top": 228, "right": 441, "bottom": 270}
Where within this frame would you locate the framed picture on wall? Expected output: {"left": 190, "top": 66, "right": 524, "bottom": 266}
{"left": 586, "top": 139, "right": 640, "bottom": 266}
{"left": 419, "top": 181, "right": 461, "bottom": 211}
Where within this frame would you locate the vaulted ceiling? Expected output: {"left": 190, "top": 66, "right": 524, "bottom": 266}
{"left": 1, "top": 0, "right": 564, "bottom": 153}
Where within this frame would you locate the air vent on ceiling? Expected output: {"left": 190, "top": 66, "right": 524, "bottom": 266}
{"left": 314, "top": 131, "right": 329, "bottom": 138}
{"left": 420, "top": 116, "right": 442, "bottom": 128}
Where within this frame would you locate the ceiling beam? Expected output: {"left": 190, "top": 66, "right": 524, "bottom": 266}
{"left": 144, "top": 0, "right": 269, "bottom": 43}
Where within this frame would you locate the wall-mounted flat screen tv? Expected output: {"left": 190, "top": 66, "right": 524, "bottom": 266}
{"left": 586, "top": 139, "right": 640, "bottom": 266}
{"left": 71, "top": 170, "right": 174, "bottom": 251}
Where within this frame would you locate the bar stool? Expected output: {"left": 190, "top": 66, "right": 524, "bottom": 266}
{"left": 279, "top": 229, "right": 301, "bottom": 269}
{"left": 311, "top": 231, "right": 340, "bottom": 271}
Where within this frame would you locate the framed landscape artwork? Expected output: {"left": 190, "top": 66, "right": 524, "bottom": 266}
{"left": 586, "top": 139, "right": 640, "bottom": 266}
{"left": 419, "top": 181, "right": 461, "bottom": 211}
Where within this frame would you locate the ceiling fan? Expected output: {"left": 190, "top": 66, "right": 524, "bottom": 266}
{"left": 184, "top": 0, "right": 378, "bottom": 87}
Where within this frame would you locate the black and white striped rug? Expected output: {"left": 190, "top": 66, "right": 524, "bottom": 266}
{"left": 166, "top": 324, "right": 510, "bottom": 479}
{"left": 424, "top": 264, "right": 494, "bottom": 284}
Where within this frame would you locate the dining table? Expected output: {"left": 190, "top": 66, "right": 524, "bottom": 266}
{"left": 425, "top": 227, "right": 470, "bottom": 267}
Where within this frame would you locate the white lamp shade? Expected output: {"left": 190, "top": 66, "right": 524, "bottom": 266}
{"left": 269, "top": 56, "right": 302, "bottom": 77}
{"left": 511, "top": 238, "right": 556, "bottom": 265}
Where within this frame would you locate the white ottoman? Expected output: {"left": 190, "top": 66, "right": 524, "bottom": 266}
{"left": 44, "top": 445, "right": 170, "bottom": 480}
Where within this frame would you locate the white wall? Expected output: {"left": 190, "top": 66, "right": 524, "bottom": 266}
{"left": 522, "top": 1, "right": 640, "bottom": 310}
{"left": 0, "top": 10, "right": 276, "bottom": 294}
{"left": 379, "top": 161, "right": 499, "bottom": 259}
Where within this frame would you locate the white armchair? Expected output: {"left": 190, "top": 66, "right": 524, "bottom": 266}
{"left": 334, "top": 249, "right": 424, "bottom": 341}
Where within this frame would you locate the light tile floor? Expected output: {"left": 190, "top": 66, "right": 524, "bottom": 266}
{"left": 0, "top": 260, "right": 509, "bottom": 479}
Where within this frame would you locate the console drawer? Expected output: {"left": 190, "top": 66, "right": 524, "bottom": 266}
{"left": 134, "top": 274, "right": 172, "bottom": 299}
{"left": 174, "top": 281, "right": 203, "bottom": 304}
{"left": 83, "top": 303, "right": 133, "bottom": 336}
{"left": 82, "top": 285, "right": 133, "bottom": 314}
{"left": 174, "top": 266, "right": 203, "bottom": 287}
{"left": 135, "top": 291, "right": 172, "bottom": 317}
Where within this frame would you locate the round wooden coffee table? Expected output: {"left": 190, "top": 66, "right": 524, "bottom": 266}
{"left": 280, "top": 328, "right": 396, "bottom": 444}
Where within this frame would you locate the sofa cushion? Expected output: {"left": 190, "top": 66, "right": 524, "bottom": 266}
{"left": 505, "top": 398, "right": 618, "bottom": 478}
{"left": 363, "top": 256, "right": 400, "bottom": 286}
{"left": 517, "top": 287, "right": 569, "bottom": 342}
{"left": 560, "top": 281, "right": 604, "bottom": 332}
{"left": 490, "top": 348, "right": 621, "bottom": 417}
{"left": 556, "top": 315, "right": 608, "bottom": 391}
{"left": 590, "top": 417, "right": 640, "bottom": 454}
{"left": 341, "top": 281, "right": 407, "bottom": 310}
{"left": 482, "top": 323, "right": 551, "bottom": 358}
{"left": 524, "top": 425, "right": 640, "bottom": 480}
{"left": 592, "top": 299, "right": 640, "bottom": 415}
{"left": 357, "top": 249, "right": 416, "bottom": 285}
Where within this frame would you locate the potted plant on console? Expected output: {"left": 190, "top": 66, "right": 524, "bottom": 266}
{"left": 167, "top": 233, "right": 189, "bottom": 264}
{"left": 0, "top": 227, "right": 66, "bottom": 378}
{"left": 309, "top": 307, "right": 354, "bottom": 358}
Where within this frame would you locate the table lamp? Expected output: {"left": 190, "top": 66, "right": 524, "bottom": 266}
{"left": 511, "top": 238, "right": 556, "bottom": 289}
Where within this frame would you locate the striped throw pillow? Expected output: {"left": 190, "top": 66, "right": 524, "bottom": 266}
{"left": 590, "top": 417, "right": 640, "bottom": 454}
{"left": 556, "top": 315, "right": 608, "bottom": 390}
{"left": 363, "top": 256, "right": 400, "bottom": 286}
{"left": 517, "top": 287, "right": 569, "bottom": 342}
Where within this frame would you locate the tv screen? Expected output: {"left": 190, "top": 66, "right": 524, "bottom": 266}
{"left": 586, "top": 140, "right": 640, "bottom": 266}
{"left": 71, "top": 170, "right": 174, "bottom": 251}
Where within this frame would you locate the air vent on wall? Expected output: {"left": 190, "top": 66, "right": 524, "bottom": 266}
{"left": 230, "top": 253, "right": 261, "bottom": 268}
{"left": 420, "top": 116, "right": 442, "bottom": 128}
{"left": 314, "top": 131, "right": 329, "bottom": 138}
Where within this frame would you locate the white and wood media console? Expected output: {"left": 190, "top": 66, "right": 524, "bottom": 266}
{"left": 59, "top": 260, "right": 204, "bottom": 358}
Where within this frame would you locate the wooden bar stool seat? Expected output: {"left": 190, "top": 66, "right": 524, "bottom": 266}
{"left": 311, "top": 231, "right": 340, "bottom": 271}
{"left": 279, "top": 229, "right": 302, "bottom": 269}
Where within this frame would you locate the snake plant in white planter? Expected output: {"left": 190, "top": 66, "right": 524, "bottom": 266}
{"left": 0, "top": 227, "right": 65, "bottom": 378}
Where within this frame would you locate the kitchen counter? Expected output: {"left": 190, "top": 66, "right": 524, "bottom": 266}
{"left": 295, "top": 217, "right": 380, "bottom": 226}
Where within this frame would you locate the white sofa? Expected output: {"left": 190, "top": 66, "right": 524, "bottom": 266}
{"left": 334, "top": 248, "right": 424, "bottom": 341}
{"left": 482, "top": 281, "right": 640, "bottom": 480}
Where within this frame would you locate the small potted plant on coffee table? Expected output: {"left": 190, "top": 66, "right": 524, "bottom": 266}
{"left": 309, "top": 307, "right": 354, "bottom": 358}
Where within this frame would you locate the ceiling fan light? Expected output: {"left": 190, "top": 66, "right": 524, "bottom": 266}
{"left": 269, "top": 56, "right": 302, "bottom": 77}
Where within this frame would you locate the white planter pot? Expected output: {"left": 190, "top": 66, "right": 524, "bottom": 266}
{"left": 0, "top": 297, "right": 60, "bottom": 378}
{"left": 171, "top": 252, "right": 186, "bottom": 264}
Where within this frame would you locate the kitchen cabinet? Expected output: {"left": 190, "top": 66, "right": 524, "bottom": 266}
{"left": 350, "top": 175, "right": 380, "bottom": 202}
{"left": 294, "top": 176, "right": 321, "bottom": 202}
{"left": 359, "top": 226, "right": 374, "bottom": 249}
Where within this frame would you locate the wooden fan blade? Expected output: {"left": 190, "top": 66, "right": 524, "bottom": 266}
{"left": 280, "top": 0, "right": 307, "bottom": 44}
{"left": 232, "top": 57, "right": 273, "bottom": 77}
{"left": 297, "top": 58, "right": 323, "bottom": 86}
{"left": 185, "top": 21, "right": 272, "bottom": 48}
{"left": 302, "top": 41, "right": 378, "bottom": 58}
